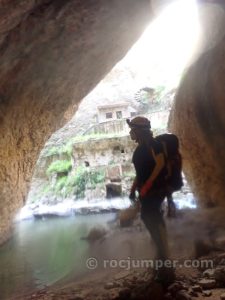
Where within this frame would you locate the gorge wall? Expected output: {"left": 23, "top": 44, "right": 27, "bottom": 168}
{"left": 0, "top": 0, "right": 151, "bottom": 244}
{"left": 169, "top": 2, "right": 225, "bottom": 207}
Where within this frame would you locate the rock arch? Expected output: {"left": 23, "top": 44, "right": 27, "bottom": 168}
{"left": 0, "top": 0, "right": 225, "bottom": 244}
{"left": 0, "top": 0, "right": 151, "bottom": 243}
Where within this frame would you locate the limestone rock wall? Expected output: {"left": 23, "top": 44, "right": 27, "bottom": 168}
{"left": 1, "top": 0, "right": 225, "bottom": 244}
{"left": 72, "top": 136, "right": 135, "bottom": 168}
{"left": 0, "top": 0, "right": 151, "bottom": 243}
{"left": 169, "top": 3, "right": 225, "bottom": 207}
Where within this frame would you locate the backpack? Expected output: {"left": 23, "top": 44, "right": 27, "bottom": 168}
{"left": 154, "top": 133, "right": 183, "bottom": 192}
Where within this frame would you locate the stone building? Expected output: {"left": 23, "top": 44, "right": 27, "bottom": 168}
{"left": 97, "top": 103, "right": 136, "bottom": 123}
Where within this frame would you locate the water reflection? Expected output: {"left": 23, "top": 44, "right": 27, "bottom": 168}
{"left": 0, "top": 214, "right": 115, "bottom": 299}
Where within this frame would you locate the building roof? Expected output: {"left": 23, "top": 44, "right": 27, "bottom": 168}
{"left": 97, "top": 102, "right": 129, "bottom": 110}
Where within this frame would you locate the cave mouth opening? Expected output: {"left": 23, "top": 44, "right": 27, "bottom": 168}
{"left": 0, "top": 1, "right": 207, "bottom": 298}
{"left": 124, "top": 0, "right": 200, "bottom": 90}
{"left": 18, "top": 0, "right": 202, "bottom": 220}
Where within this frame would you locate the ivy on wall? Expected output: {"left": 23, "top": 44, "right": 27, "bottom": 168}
{"left": 43, "top": 164, "right": 106, "bottom": 200}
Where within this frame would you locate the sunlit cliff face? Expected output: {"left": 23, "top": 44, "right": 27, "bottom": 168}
{"left": 124, "top": 0, "right": 200, "bottom": 88}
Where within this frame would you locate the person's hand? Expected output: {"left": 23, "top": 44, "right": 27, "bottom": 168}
{"left": 129, "top": 179, "right": 137, "bottom": 202}
{"left": 129, "top": 191, "right": 136, "bottom": 202}
{"left": 140, "top": 180, "right": 152, "bottom": 198}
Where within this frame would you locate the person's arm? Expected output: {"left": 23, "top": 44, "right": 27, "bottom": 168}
{"left": 140, "top": 149, "right": 165, "bottom": 197}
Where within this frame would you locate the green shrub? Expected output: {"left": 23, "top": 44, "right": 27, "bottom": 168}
{"left": 60, "top": 143, "right": 73, "bottom": 156}
{"left": 89, "top": 169, "right": 105, "bottom": 185}
{"left": 45, "top": 141, "right": 73, "bottom": 158}
{"left": 55, "top": 176, "right": 68, "bottom": 193}
{"left": 45, "top": 146, "right": 59, "bottom": 156}
{"left": 65, "top": 167, "right": 105, "bottom": 198}
{"left": 46, "top": 160, "right": 72, "bottom": 176}
{"left": 40, "top": 183, "right": 51, "bottom": 194}
{"left": 43, "top": 163, "right": 106, "bottom": 199}
{"left": 72, "top": 167, "right": 87, "bottom": 198}
{"left": 64, "top": 166, "right": 87, "bottom": 198}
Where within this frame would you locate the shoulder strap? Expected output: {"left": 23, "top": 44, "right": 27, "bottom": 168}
{"left": 150, "top": 147, "right": 156, "bottom": 161}
{"left": 161, "top": 141, "right": 168, "bottom": 159}
{"left": 146, "top": 141, "right": 166, "bottom": 184}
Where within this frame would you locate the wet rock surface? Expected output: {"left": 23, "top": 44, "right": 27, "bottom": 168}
{"left": 16, "top": 250, "right": 225, "bottom": 300}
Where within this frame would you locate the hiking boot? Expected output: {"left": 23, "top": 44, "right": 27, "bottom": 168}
{"left": 153, "top": 267, "right": 176, "bottom": 287}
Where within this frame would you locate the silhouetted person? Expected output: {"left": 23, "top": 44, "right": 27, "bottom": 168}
{"left": 127, "top": 116, "right": 174, "bottom": 284}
